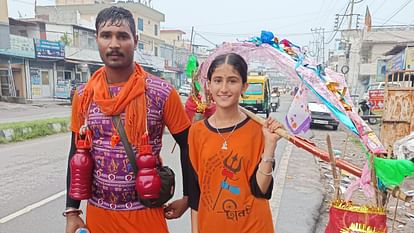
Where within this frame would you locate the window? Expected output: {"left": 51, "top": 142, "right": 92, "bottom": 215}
{"left": 154, "top": 24, "right": 158, "bottom": 36}
{"left": 245, "top": 83, "right": 263, "bottom": 95}
{"left": 87, "top": 31, "right": 97, "bottom": 49}
{"left": 64, "top": 71, "right": 72, "bottom": 80}
{"left": 73, "top": 29, "right": 80, "bottom": 47}
{"left": 138, "top": 42, "right": 144, "bottom": 50}
{"left": 137, "top": 18, "right": 144, "bottom": 31}
{"left": 41, "top": 71, "right": 49, "bottom": 85}
{"left": 154, "top": 47, "right": 158, "bottom": 56}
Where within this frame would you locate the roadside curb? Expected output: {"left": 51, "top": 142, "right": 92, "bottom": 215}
{"left": 0, "top": 118, "right": 70, "bottom": 144}
{"left": 271, "top": 143, "right": 293, "bottom": 225}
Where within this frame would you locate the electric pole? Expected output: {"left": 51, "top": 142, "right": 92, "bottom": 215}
{"left": 322, "top": 28, "right": 325, "bottom": 65}
{"left": 189, "top": 26, "right": 194, "bottom": 54}
{"left": 348, "top": 0, "right": 355, "bottom": 30}
{"left": 311, "top": 27, "right": 326, "bottom": 65}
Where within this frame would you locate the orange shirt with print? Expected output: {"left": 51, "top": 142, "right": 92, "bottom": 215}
{"left": 189, "top": 118, "right": 274, "bottom": 233}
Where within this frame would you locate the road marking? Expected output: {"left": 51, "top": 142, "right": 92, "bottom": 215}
{"left": 271, "top": 143, "right": 293, "bottom": 226}
{"left": 0, "top": 190, "right": 66, "bottom": 224}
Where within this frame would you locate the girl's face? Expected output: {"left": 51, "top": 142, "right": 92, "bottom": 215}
{"left": 208, "top": 63, "right": 248, "bottom": 109}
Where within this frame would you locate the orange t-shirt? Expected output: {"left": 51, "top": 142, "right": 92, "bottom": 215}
{"left": 189, "top": 118, "right": 274, "bottom": 233}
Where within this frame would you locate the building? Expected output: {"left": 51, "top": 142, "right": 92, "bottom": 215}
{"left": 0, "top": 18, "right": 37, "bottom": 101}
{"left": 56, "top": 0, "right": 114, "bottom": 5}
{"left": 0, "top": 16, "right": 105, "bottom": 100}
{"left": 159, "top": 29, "right": 212, "bottom": 87}
{"left": 1, "top": 1, "right": 199, "bottom": 101}
{"left": 327, "top": 26, "right": 414, "bottom": 98}
{"left": 36, "top": 1, "right": 164, "bottom": 60}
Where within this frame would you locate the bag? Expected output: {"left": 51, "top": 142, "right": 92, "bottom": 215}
{"left": 139, "top": 166, "right": 175, "bottom": 208}
{"left": 113, "top": 115, "right": 175, "bottom": 208}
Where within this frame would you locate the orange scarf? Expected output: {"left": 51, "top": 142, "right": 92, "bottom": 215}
{"left": 73, "top": 63, "right": 147, "bottom": 146}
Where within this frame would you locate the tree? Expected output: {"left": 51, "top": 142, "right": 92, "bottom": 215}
{"left": 60, "top": 32, "right": 72, "bottom": 47}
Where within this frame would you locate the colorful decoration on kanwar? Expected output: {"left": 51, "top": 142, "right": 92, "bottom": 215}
{"left": 184, "top": 55, "right": 215, "bottom": 122}
{"left": 196, "top": 30, "right": 414, "bottom": 232}
{"left": 198, "top": 31, "right": 385, "bottom": 154}
{"left": 326, "top": 200, "right": 387, "bottom": 233}
{"left": 285, "top": 83, "right": 311, "bottom": 134}
{"left": 340, "top": 223, "right": 386, "bottom": 233}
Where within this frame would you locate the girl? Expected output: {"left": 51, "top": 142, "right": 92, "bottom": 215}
{"left": 188, "top": 53, "right": 284, "bottom": 233}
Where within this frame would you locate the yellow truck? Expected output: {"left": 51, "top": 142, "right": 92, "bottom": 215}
{"left": 239, "top": 75, "right": 271, "bottom": 117}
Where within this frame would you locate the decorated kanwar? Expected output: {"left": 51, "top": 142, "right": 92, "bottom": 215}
{"left": 186, "top": 30, "right": 414, "bottom": 233}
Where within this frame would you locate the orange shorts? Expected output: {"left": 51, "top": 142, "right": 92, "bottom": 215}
{"left": 86, "top": 203, "right": 169, "bottom": 233}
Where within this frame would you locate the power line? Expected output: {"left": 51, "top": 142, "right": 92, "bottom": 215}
{"left": 372, "top": 0, "right": 386, "bottom": 15}
{"left": 381, "top": 0, "right": 414, "bottom": 25}
{"left": 194, "top": 31, "right": 218, "bottom": 47}
{"left": 315, "top": 0, "right": 327, "bottom": 26}
{"left": 325, "top": 1, "right": 351, "bottom": 44}
{"left": 192, "top": 30, "right": 334, "bottom": 38}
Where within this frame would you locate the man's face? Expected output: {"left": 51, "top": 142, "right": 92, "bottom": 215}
{"left": 96, "top": 20, "right": 137, "bottom": 69}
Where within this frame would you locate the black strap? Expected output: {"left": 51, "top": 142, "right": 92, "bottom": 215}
{"left": 112, "top": 115, "right": 138, "bottom": 176}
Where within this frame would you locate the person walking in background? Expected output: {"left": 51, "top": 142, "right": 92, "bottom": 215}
{"left": 64, "top": 6, "right": 191, "bottom": 233}
{"left": 188, "top": 53, "right": 284, "bottom": 233}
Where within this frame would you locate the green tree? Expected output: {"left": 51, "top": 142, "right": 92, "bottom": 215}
{"left": 60, "top": 32, "right": 72, "bottom": 47}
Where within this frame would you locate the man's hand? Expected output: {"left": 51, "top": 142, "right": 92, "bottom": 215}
{"left": 65, "top": 214, "right": 86, "bottom": 233}
{"left": 164, "top": 196, "right": 189, "bottom": 219}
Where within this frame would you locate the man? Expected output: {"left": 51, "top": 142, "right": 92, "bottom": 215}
{"left": 64, "top": 6, "right": 191, "bottom": 233}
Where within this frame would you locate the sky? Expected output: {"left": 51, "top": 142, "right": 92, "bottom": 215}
{"left": 7, "top": 0, "right": 414, "bottom": 53}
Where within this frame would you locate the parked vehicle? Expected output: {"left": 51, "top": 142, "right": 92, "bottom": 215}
{"left": 270, "top": 93, "right": 280, "bottom": 112}
{"left": 70, "top": 81, "right": 86, "bottom": 103}
{"left": 358, "top": 99, "right": 378, "bottom": 125}
{"left": 362, "top": 81, "right": 401, "bottom": 100}
{"left": 178, "top": 84, "right": 192, "bottom": 96}
{"left": 239, "top": 75, "right": 271, "bottom": 117}
{"left": 308, "top": 98, "right": 339, "bottom": 130}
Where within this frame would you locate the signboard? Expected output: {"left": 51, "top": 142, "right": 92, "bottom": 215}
{"left": 386, "top": 51, "right": 405, "bottom": 73}
{"left": 404, "top": 47, "right": 414, "bottom": 70}
{"left": 55, "top": 81, "right": 70, "bottom": 99}
{"left": 30, "top": 68, "right": 41, "bottom": 97}
{"left": 368, "top": 89, "right": 384, "bottom": 114}
{"left": 0, "top": 35, "right": 35, "bottom": 58}
{"left": 376, "top": 59, "right": 387, "bottom": 82}
{"left": 34, "top": 39, "right": 65, "bottom": 59}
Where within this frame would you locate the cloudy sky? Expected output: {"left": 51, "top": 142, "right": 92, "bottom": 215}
{"left": 7, "top": 0, "right": 414, "bottom": 51}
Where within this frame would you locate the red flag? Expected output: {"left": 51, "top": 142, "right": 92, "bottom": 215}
{"left": 365, "top": 6, "right": 372, "bottom": 32}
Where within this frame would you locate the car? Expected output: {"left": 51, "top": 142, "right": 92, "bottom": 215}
{"left": 362, "top": 81, "right": 401, "bottom": 100}
{"left": 178, "top": 84, "right": 192, "bottom": 96}
{"left": 308, "top": 95, "right": 339, "bottom": 130}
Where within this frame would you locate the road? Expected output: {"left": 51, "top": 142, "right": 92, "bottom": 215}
{"left": 0, "top": 101, "right": 71, "bottom": 124}
{"left": 0, "top": 131, "right": 195, "bottom": 233}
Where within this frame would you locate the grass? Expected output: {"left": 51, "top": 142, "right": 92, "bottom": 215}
{"left": 0, "top": 117, "right": 70, "bottom": 143}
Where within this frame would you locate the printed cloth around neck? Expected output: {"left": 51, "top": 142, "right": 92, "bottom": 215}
{"left": 72, "top": 63, "right": 146, "bottom": 147}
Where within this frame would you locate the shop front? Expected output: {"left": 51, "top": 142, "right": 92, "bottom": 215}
{"left": 29, "top": 60, "right": 55, "bottom": 98}
{"left": 0, "top": 34, "right": 35, "bottom": 100}
{"left": 30, "top": 39, "right": 65, "bottom": 99}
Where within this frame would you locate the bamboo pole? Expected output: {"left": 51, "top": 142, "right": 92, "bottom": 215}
{"left": 239, "top": 106, "right": 413, "bottom": 203}
{"left": 327, "top": 135, "right": 341, "bottom": 200}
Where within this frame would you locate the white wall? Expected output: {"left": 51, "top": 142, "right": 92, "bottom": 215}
{"left": 45, "top": 24, "right": 73, "bottom": 42}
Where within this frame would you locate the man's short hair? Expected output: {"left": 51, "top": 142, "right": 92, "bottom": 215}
{"left": 95, "top": 6, "right": 136, "bottom": 36}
